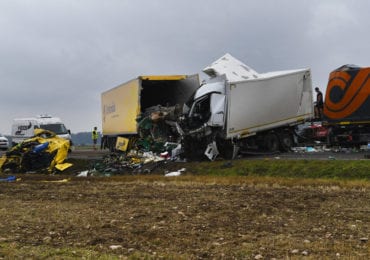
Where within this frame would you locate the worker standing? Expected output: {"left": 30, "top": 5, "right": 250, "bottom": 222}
{"left": 92, "top": 126, "right": 99, "bottom": 150}
{"left": 314, "top": 87, "right": 324, "bottom": 120}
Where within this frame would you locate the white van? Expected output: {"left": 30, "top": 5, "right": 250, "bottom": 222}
{"left": 11, "top": 115, "right": 72, "bottom": 146}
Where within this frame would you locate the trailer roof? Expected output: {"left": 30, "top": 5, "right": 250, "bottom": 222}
{"left": 203, "top": 53, "right": 309, "bottom": 83}
{"left": 139, "top": 75, "right": 188, "bottom": 81}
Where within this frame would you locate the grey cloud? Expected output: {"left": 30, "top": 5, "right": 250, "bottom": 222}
{"left": 1, "top": 0, "right": 370, "bottom": 134}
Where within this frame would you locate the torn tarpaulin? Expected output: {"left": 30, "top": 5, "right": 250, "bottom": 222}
{"left": 0, "top": 129, "right": 72, "bottom": 173}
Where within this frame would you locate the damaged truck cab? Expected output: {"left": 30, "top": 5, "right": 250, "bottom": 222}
{"left": 178, "top": 54, "right": 314, "bottom": 160}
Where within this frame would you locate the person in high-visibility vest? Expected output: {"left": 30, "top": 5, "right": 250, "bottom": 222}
{"left": 92, "top": 126, "right": 99, "bottom": 150}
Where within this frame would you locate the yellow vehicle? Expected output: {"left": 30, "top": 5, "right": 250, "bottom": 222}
{"left": 0, "top": 129, "right": 71, "bottom": 173}
{"left": 101, "top": 75, "right": 199, "bottom": 150}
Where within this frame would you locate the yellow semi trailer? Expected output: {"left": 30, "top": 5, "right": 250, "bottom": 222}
{"left": 101, "top": 75, "right": 199, "bottom": 150}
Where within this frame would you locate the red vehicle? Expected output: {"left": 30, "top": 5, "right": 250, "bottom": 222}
{"left": 296, "top": 122, "right": 328, "bottom": 144}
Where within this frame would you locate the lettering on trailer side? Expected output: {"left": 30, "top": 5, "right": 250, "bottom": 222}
{"left": 103, "top": 103, "right": 116, "bottom": 123}
{"left": 15, "top": 122, "right": 32, "bottom": 136}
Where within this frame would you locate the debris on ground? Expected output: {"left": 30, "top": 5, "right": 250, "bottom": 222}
{"left": 81, "top": 108, "right": 187, "bottom": 176}
{"left": 0, "top": 129, "right": 71, "bottom": 174}
{"left": 0, "top": 175, "right": 17, "bottom": 182}
{"left": 164, "top": 168, "right": 186, "bottom": 177}
{"left": 76, "top": 148, "right": 186, "bottom": 177}
{"left": 291, "top": 145, "right": 366, "bottom": 154}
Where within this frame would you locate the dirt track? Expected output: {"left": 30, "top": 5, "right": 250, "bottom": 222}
{"left": 0, "top": 174, "right": 369, "bottom": 259}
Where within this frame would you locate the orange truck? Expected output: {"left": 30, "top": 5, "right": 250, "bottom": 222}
{"left": 323, "top": 65, "right": 370, "bottom": 145}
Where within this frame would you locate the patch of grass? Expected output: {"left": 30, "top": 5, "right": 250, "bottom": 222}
{"left": 186, "top": 159, "right": 370, "bottom": 180}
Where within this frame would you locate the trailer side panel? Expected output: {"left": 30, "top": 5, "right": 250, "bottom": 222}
{"left": 226, "top": 70, "right": 312, "bottom": 138}
{"left": 101, "top": 79, "right": 140, "bottom": 136}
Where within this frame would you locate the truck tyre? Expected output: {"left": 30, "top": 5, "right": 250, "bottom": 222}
{"left": 264, "top": 133, "right": 279, "bottom": 152}
{"left": 107, "top": 137, "right": 117, "bottom": 152}
{"left": 182, "top": 136, "right": 207, "bottom": 161}
{"left": 217, "top": 139, "right": 235, "bottom": 160}
{"left": 279, "top": 131, "right": 294, "bottom": 151}
{"left": 326, "top": 127, "right": 334, "bottom": 147}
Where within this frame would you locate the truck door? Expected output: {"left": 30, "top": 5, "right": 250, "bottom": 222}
{"left": 209, "top": 93, "right": 226, "bottom": 126}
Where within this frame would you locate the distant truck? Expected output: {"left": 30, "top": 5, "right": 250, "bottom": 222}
{"left": 176, "top": 54, "right": 313, "bottom": 159}
{"left": 323, "top": 65, "right": 370, "bottom": 146}
{"left": 11, "top": 115, "right": 72, "bottom": 147}
{"left": 101, "top": 75, "right": 200, "bottom": 150}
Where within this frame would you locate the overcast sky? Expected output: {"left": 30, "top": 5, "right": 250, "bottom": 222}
{"left": 1, "top": 0, "right": 369, "bottom": 134}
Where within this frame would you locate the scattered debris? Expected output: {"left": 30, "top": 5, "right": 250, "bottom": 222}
{"left": 77, "top": 170, "right": 89, "bottom": 177}
{"left": 41, "top": 178, "right": 70, "bottom": 183}
{"left": 75, "top": 147, "right": 187, "bottom": 177}
{"left": 0, "top": 129, "right": 72, "bottom": 173}
{"left": 220, "top": 161, "right": 233, "bottom": 169}
{"left": 301, "top": 250, "right": 309, "bottom": 256}
{"left": 164, "top": 168, "right": 186, "bottom": 177}
{"left": 109, "top": 245, "right": 123, "bottom": 250}
{"left": 254, "top": 254, "right": 263, "bottom": 260}
{"left": 0, "top": 175, "right": 17, "bottom": 182}
{"left": 306, "top": 147, "right": 317, "bottom": 152}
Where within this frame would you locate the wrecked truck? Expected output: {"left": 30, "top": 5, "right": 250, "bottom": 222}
{"left": 176, "top": 54, "right": 313, "bottom": 159}
{"left": 101, "top": 75, "right": 200, "bottom": 151}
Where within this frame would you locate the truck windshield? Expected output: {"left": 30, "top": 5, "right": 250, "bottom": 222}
{"left": 40, "top": 124, "right": 68, "bottom": 135}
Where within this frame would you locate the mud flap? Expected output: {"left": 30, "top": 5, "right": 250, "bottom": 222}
{"left": 204, "top": 141, "right": 219, "bottom": 161}
{"left": 231, "top": 144, "right": 240, "bottom": 159}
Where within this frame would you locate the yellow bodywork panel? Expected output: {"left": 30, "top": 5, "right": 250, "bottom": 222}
{"left": 55, "top": 163, "right": 73, "bottom": 171}
{"left": 0, "top": 156, "right": 6, "bottom": 169}
{"left": 115, "top": 136, "right": 129, "bottom": 152}
{"left": 101, "top": 78, "right": 140, "bottom": 135}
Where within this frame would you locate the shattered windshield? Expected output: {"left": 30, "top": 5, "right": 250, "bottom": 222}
{"left": 39, "top": 124, "right": 68, "bottom": 135}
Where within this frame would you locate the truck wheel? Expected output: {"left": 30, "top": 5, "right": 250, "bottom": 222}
{"left": 217, "top": 139, "right": 235, "bottom": 160}
{"left": 279, "top": 131, "right": 293, "bottom": 151}
{"left": 264, "top": 133, "right": 279, "bottom": 152}
{"left": 182, "top": 136, "right": 207, "bottom": 161}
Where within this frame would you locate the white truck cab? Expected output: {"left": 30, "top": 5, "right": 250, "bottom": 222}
{"left": 11, "top": 115, "right": 72, "bottom": 146}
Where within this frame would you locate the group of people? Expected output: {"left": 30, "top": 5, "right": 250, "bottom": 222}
{"left": 91, "top": 126, "right": 108, "bottom": 150}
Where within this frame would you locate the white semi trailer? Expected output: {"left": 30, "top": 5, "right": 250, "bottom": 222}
{"left": 177, "top": 54, "right": 313, "bottom": 159}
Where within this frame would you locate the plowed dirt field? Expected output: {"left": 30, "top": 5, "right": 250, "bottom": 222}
{"left": 1, "top": 172, "right": 370, "bottom": 259}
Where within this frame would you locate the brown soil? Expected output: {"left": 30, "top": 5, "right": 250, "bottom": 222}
{"left": 0, "top": 173, "right": 369, "bottom": 259}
